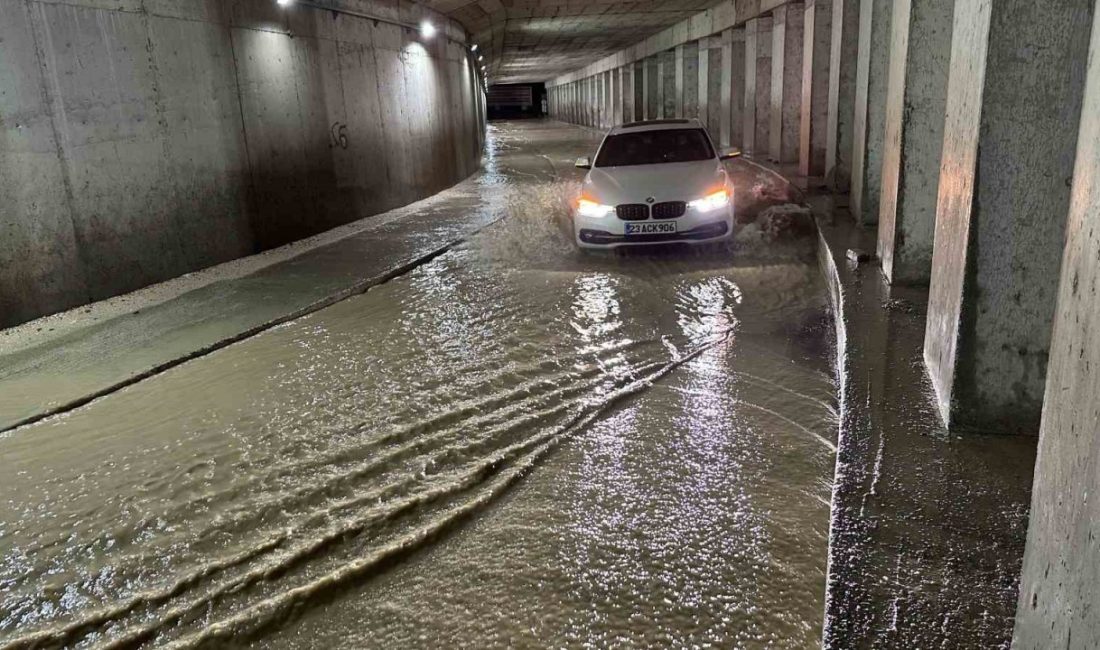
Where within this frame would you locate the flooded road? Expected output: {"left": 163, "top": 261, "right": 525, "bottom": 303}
{"left": 0, "top": 122, "right": 836, "bottom": 648}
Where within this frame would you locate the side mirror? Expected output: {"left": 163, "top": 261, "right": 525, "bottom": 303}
{"left": 719, "top": 148, "right": 742, "bottom": 160}
{"left": 575, "top": 157, "right": 592, "bottom": 169}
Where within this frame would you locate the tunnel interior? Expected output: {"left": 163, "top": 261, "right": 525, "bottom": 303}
{"left": 2, "top": 0, "right": 1100, "bottom": 648}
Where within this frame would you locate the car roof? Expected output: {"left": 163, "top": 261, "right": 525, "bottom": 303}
{"left": 607, "top": 119, "right": 705, "bottom": 136}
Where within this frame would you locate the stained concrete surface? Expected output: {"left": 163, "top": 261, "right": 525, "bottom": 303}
{"left": 849, "top": 0, "right": 891, "bottom": 225}
{"left": 825, "top": 0, "right": 859, "bottom": 192}
{"left": 924, "top": 0, "right": 1094, "bottom": 433}
{"left": 0, "top": 120, "right": 837, "bottom": 648}
{"left": 1013, "top": 7, "right": 1100, "bottom": 646}
{"left": 876, "top": 0, "right": 953, "bottom": 286}
{"left": 813, "top": 201, "right": 1036, "bottom": 648}
{"left": 0, "top": 0, "right": 482, "bottom": 328}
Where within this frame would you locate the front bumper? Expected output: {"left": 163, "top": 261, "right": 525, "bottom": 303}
{"left": 577, "top": 221, "right": 731, "bottom": 247}
{"left": 573, "top": 204, "right": 734, "bottom": 248}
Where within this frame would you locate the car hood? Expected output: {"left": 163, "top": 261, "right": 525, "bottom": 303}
{"left": 582, "top": 160, "right": 727, "bottom": 205}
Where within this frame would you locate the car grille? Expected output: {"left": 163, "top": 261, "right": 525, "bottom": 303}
{"left": 615, "top": 204, "right": 649, "bottom": 221}
{"left": 651, "top": 201, "right": 687, "bottom": 219}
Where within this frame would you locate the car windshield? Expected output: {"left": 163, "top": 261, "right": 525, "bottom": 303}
{"left": 594, "top": 128, "right": 715, "bottom": 167}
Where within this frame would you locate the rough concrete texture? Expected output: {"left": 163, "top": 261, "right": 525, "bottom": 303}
{"left": 755, "top": 20, "right": 774, "bottom": 159}
{"left": 681, "top": 42, "right": 700, "bottom": 120}
{"left": 697, "top": 38, "right": 712, "bottom": 129}
{"left": 1014, "top": 9, "right": 1100, "bottom": 646}
{"left": 815, "top": 204, "right": 1036, "bottom": 649}
{"left": 729, "top": 31, "right": 747, "bottom": 149}
{"left": 661, "top": 49, "right": 678, "bottom": 118}
{"left": 770, "top": 4, "right": 804, "bottom": 163}
{"left": 646, "top": 56, "right": 659, "bottom": 119}
{"left": 849, "top": 0, "right": 891, "bottom": 224}
{"left": 925, "top": 0, "right": 1094, "bottom": 433}
{"left": 826, "top": 0, "right": 859, "bottom": 190}
{"left": 622, "top": 65, "right": 635, "bottom": 123}
{"left": 876, "top": 0, "right": 952, "bottom": 286}
{"left": 744, "top": 20, "right": 761, "bottom": 154}
{"left": 0, "top": 0, "right": 484, "bottom": 328}
{"left": 719, "top": 30, "right": 735, "bottom": 147}
{"left": 705, "top": 47, "right": 721, "bottom": 139}
{"left": 799, "top": 0, "right": 831, "bottom": 177}
{"left": 634, "top": 60, "right": 646, "bottom": 121}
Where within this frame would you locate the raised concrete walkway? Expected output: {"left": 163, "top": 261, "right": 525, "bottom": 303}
{"left": 812, "top": 197, "right": 1037, "bottom": 648}
{"left": 0, "top": 121, "right": 596, "bottom": 434}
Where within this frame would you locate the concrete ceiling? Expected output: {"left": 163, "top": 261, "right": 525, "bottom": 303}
{"left": 421, "top": 0, "right": 724, "bottom": 84}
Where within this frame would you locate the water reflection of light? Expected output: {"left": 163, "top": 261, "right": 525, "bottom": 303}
{"left": 569, "top": 274, "right": 634, "bottom": 397}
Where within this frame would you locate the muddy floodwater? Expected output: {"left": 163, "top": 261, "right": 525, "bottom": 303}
{"left": 0, "top": 122, "right": 836, "bottom": 648}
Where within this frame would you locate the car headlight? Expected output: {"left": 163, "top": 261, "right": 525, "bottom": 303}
{"left": 577, "top": 196, "right": 615, "bottom": 218}
{"left": 688, "top": 189, "right": 731, "bottom": 213}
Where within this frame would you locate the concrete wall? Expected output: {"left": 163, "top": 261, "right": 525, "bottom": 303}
{"left": 0, "top": 0, "right": 483, "bottom": 328}
{"left": 1014, "top": 9, "right": 1100, "bottom": 645}
{"left": 924, "top": 0, "right": 1093, "bottom": 432}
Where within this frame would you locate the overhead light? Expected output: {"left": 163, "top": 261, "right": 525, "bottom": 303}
{"left": 420, "top": 20, "right": 436, "bottom": 39}
{"left": 478, "top": 55, "right": 484, "bottom": 61}
{"left": 471, "top": 44, "right": 479, "bottom": 52}
{"left": 276, "top": 0, "right": 293, "bottom": 6}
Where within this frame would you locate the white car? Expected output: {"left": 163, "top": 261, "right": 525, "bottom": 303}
{"left": 572, "top": 119, "right": 739, "bottom": 249}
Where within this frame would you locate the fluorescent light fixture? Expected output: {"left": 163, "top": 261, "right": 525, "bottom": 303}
{"left": 471, "top": 44, "right": 479, "bottom": 51}
{"left": 478, "top": 55, "right": 484, "bottom": 61}
{"left": 420, "top": 20, "right": 436, "bottom": 38}
{"left": 276, "top": 0, "right": 293, "bottom": 6}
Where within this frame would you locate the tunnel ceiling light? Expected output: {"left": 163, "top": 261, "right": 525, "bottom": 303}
{"left": 276, "top": 0, "right": 293, "bottom": 6}
{"left": 420, "top": 20, "right": 436, "bottom": 39}
{"left": 471, "top": 43, "right": 479, "bottom": 51}
{"left": 478, "top": 55, "right": 484, "bottom": 61}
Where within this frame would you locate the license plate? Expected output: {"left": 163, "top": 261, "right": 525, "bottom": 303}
{"left": 625, "top": 222, "right": 676, "bottom": 235}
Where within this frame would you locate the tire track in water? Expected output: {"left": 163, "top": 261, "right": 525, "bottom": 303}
{"left": 2, "top": 333, "right": 730, "bottom": 650}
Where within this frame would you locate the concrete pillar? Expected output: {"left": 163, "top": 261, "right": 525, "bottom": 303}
{"left": 720, "top": 29, "right": 734, "bottom": 147}
{"left": 877, "top": 0, "right": 954, "bottom": 285}
{"left": 675, "top": 44, "right": 686, "bottom": 118}
{"left": 826, "top": 0, "right": 860, "bottom": 190}
{"left": 707, "top": 44, "right": 723, "bottom": 139}
{"left": 620, "top": 65, "right": 633, "bottom": 124}
{"left": 656, "top": 54, "right": 667, "bottom": 118}
{"left": 771, "top": 4, "right": 805, "bottom": 163}
{"left": 681, "top": 42, "right": 699, "bottom": 120}
{"left": 1014, "top": 9, "right": 1100, "bottom": 645}
{"left": 745, "top": 18, "right": 773, "bottom": 157}
{"left": 634, "top": 60, "right": 645, "bottom": 122}
{"left": 850, "top": 0, "right": 891, "bottom": 224}
{"left": 744, "top": 21, "right": 760, "bottom": 154}
{"left": 607, "top": 70, "right": 616, "bottom": 127}
{"left": 924, "top": 0, "right": 1094, "bottom": 433}
{"left": 698, "top": 37, "right": 712, "bottom": 129}
{"left": 645, "top": 56, "right": 658, "bottom": 119}
{"left": 800, "top": 0, "right": 832, "bottom": 177}
{"left": 729, "top": 29, "right": 746, "bottom": 149}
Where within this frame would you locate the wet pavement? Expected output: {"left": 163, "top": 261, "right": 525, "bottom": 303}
{"left": 0, "top": 121, "right": 836, "bottom": 648}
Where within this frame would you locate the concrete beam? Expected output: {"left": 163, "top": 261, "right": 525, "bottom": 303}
{"left": 799, "top": 0, "right": 832, "bottom": 177}
{"left": 851, "top": 0, "right": 892, "bottom": 224}
{"left": 1014, "top": 9, "right": 1100, "bottom": 645}
{"left": 877, "top": 0, "right": 954, "bottom": 285}
{"left": 771, "top": 3, "right": 805, "bottom": 163}
{"left": 924, "top": 0, "right": 1094, "bottom": 433}
{"left": 826, "top": 0, "right": 860, "bottom": 191}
